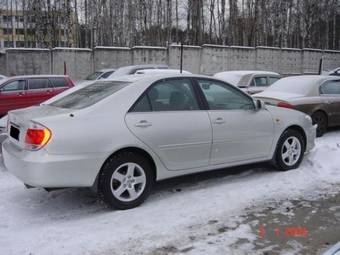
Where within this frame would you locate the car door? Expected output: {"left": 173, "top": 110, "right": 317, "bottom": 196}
{"left": 195, "top": 78, "right": 274, "bottom": 165}
{"left": 319, "top": 79, "right": 340, "bottom": 126}
{"left": 26, "top": 78, "right": 54, "bottom": 105}
{"left": 0, "top": 79, "right": 27, "bottom": 115}
{"left": 125, "top": 78, "right": 212, "bottom": 171}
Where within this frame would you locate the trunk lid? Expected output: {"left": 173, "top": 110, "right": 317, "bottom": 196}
{"left": 7, "top": 105, "right": 72, "bottom": 148}
{"left": 254, "top": 91, "right": 303, "bottom": 106}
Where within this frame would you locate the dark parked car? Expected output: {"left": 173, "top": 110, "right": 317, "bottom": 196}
{"left": 255, "top": 75, "right": 340, "bottom": 137}
{"left": 0, "top": 75, "right": 74, "bottom": 116}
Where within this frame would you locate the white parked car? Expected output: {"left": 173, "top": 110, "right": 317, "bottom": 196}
{"left": 214, "top": 71, "right": 281, "bottom": 94}
{"left": 135, "top": 69, "right": 191, "bottom": 75}
{"left": 3, "top": 74, "right": 316, "bottom": 209}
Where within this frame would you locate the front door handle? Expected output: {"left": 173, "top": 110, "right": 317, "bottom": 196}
{"left": 214, "top": 117, "right": 226, "bottom": 124}
{"left": 135, "top": 120, "right": 152, "bottom": 127}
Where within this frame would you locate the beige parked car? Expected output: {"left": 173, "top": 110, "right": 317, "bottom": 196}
{"left": 255, "top": 75, "right": 340, "bottom": 137}
{"left": 214, "top": 71, "right": 281, "bottom": 94}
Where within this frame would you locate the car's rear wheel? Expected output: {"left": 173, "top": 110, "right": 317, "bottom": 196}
{"left": 98, "top": 151, "right": 153, "bottom": 210}
{"left": 311, "top": 111, "right": 327, "bottom": 137}
{"left": 274, "top": 129, "right": 305, "bottom": 171}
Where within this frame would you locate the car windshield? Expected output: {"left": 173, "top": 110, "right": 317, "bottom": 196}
{"left": 85, "top": 71, "right": 103, "bottom": 80}
{"left": 50, "top": 81, "right": 130, "bottom": 109}
{"left": 265, "top": 77, "right": 316, "bottom": 95}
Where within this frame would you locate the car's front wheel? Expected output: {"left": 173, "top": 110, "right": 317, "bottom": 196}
{"left": 98, "top": 151, "right": 153, "bottom": 210}
{"left": 274, "top": 129, "right": 305, "bottom": 171}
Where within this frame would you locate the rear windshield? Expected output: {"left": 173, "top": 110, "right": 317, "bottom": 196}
{"left": 50, "top": 81, "right": 130, "bottom": 109}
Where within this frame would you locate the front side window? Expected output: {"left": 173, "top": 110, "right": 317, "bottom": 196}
{"left": 132, "top": 78, "right": 199, "bottom": 112}
{"left": 1, "top": 80, "right": 25, "bottom": 92}
{"left": 320, "top": 80, "right": 340, "bottom": 95}
{"left": 28, "top": 79, "right": 51, "bottom": 90}
{"left": 254, "top": 77, "right": 268, "bottom": 87}
{"left": 197, "top": 79, "right": 255, "bottom": 110}
{"left": 50, "top": 81, "right": 130, "bottom": 109}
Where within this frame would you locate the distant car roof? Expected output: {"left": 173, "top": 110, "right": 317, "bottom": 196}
{"left": 214, "top": 70, "right": 280, "bottom": 86}
{"left": 98, "top": 68, "right": 116, "bottom": 73}
{"left": 135, "top": 69, "right": 192, "bottom": 75}
{"left": 108, "top": 64, "right": 169, "bottom": 78}
{"left": 263, "top": 75, "right": 339, "bottom": 96}
{"left": 7, "top": 74, "right": 68, "bottom": 79}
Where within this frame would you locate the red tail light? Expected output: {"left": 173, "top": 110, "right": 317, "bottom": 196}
{"left": 25, "top": 123, "right": 51, "bottom": 150}
{"left": 277, "top": 101, "right": 294, "bottom": 109}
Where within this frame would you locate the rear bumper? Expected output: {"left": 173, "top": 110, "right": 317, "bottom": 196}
{"left": 2, "top": 139, "right": 105, "bottom": 188}
{"left": 305, "top": 124, "right": 317, "bottom": 153}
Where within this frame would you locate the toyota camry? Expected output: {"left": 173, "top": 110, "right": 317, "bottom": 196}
{"left": 2, "top": 74, "right": 316, "bottom": 209}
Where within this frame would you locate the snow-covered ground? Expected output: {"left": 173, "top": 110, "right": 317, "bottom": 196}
{"left": 0, "top": 130, "right": 340, "bottom": 254}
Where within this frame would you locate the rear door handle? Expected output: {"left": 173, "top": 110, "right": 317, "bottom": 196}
{"left": 214, "top": 117, "right": 226, "bottom": 124}
{"left": 135, "top": 120, "right": 152, "bottom": 127}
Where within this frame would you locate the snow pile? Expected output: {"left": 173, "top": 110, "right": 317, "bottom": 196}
{"left": 0, "top": 131, "right": 339, "bottom": 254}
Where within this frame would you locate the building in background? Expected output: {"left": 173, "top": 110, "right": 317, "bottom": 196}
{"left": 0, "top": 7, "right": 76, "bottom": 49}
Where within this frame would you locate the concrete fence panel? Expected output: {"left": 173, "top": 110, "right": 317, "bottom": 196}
{"left": 256, "top": 46, "right": 280, "bottom": 72}
{"left": 6, "top": 48, "right": 51, "bottom": 76}
{"left": 168, "top": 45, "right": 201, "bottom": 74}
{"left": 132, "top": 46, "right": 167, "bottom": 65}
{"left": 279, "top": 48, "right": 302, "bottom": 75}
{"left": 322, "top": 50, "right": 340, "bottom": 72}
{"left": 201, "top": 44, "right": 229, "bottom": 75}
{"left": 228, "top": 46, "right": 256, "bottom": 71}
{"left": 94, "top": 46, "right": 131, "bottom": 70}
{"left": 302, "top": 48, "right": 323, "bottom": 74}
{"left": 52, "top": 47, "right": 92, "bottom": 80}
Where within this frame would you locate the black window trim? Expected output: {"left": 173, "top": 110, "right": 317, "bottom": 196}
{"left": 193, "top": 77, "right": 256, "bottom": 111}
{"left": 128, "top": 77, "right": 205, "bottom": 113}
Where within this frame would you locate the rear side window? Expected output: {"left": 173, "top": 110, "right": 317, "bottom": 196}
{"left": 1, "top": 80, "right": 25, "bottom": 92}
{"left": 50, "top": 81, "right": 130, "bottom": 109}
{"left": 28, "top": 79, "right": 51, "bottom": 90}
{"left": 320, "top": 80, "right": 340, "bottom": 95}
{"left": 254, "top": 77, "right": 268, "bottom": 86}
{"left": 50, "top": 77, "right": 67, "bottom": 88}
{"left": 269, "top": 77, "right": 280, "bottom": 85}
{"left": 131, "top": 78, "right": 199, "bottom": 112}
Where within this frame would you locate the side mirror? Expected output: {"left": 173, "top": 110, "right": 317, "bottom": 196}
{"left": 255, "top": 99, "right": 264, "bottom": 110}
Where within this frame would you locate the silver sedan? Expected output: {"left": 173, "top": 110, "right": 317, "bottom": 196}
{"left": 2, "top": 74, "right": 316, "bottom": 209}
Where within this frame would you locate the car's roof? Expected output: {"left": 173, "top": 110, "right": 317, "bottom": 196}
{"left": 215, "top": 70, "right": 280, "bottom": 76}
{"left": 7, "top": 74, "right": 68, "bottom": 79}
{"left": 280, "top": 75, "right": 339, "bottom": 83}
{"left": 97, "top": 68, "right": 116, "bottom": 72}
{"left": 106, "top": 73, "right": 213, "bottom": 84}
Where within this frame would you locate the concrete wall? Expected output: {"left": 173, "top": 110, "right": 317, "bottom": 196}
{"left": 168, "top": 45, "right": 201, "bottom": 74}
{"left": 256, "top": 46, "right": 280, "bottom": 72}
{"left": 5, "top": 48, "right": 51, "bottom": 76}
{"left": 52, "top": 47, "right": 92, "bottom": 80}
{"left": 302, "top": 48, "right": 323, "bottom": 74}
{"left": 94, "top": 46, "right": 131, "bottom": 70}
{"left": 1, "top": 45, "right": 340, "bottom": 79}
{"left": 132, "top": 46, "right": 167, "bottom": 65}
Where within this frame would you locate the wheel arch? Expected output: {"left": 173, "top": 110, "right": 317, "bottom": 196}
{"left": 311, "top": 109, "right": 328, "bottom": 123}
{"left": 95, "top": 146, "right": 157, "bottom": 189}
{"left": 283, "top": 125, "right": 307, "bottom": 149}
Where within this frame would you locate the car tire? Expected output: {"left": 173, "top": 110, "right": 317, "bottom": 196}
{"left": 274, "top": 129, "right": 305, "bottom": 171}
{"left": 311, "top": 111, "right": 327, "bottom": 137}
{"left": 98, "top": 151, "right": 154, "bottom": 210}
